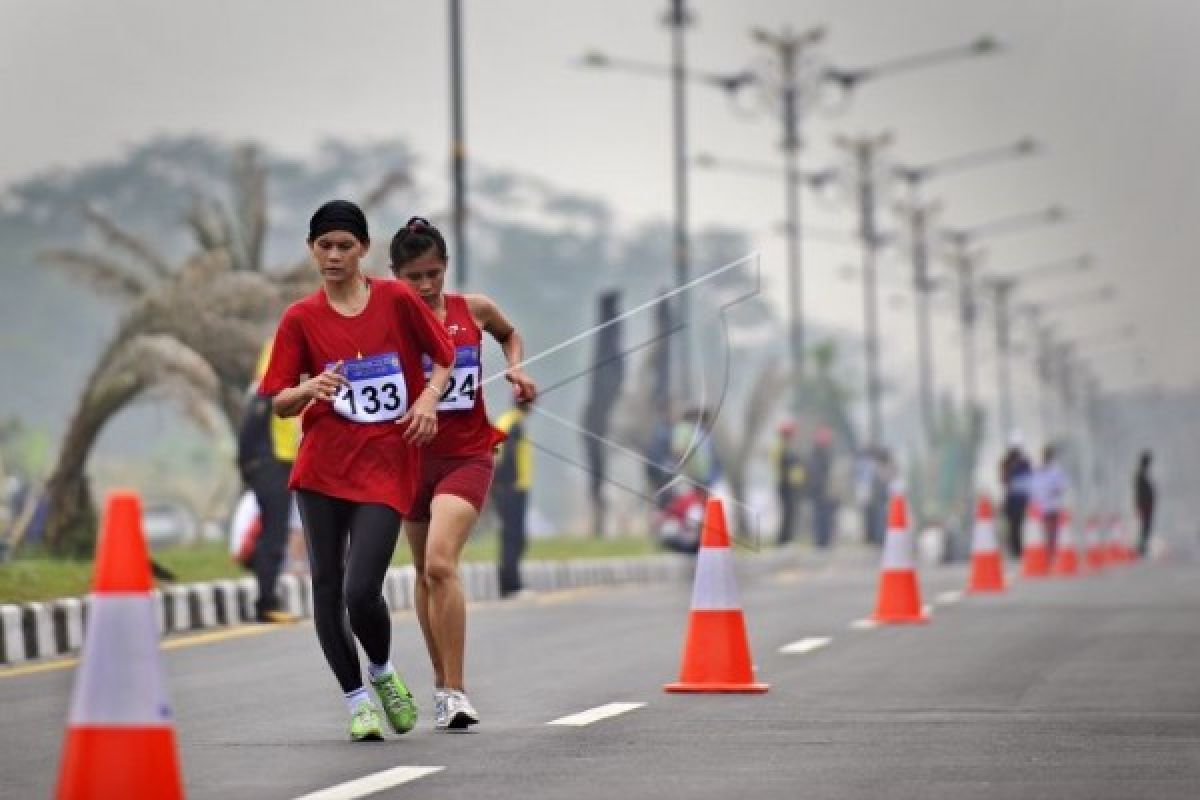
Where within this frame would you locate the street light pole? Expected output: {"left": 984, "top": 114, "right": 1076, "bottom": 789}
{"left": 665, "top": 0, "right": 693, "bottom": 400}
{"left": 750, "top": 27, "right": 825, "bottom": 413}
{"left": 892, "top": 137, "right": 1037, "bottom": 440}
{"left": 448, "top": 0, "right": 468, "bottom": 289}
{"left": 985, "top": 276, "right": 1016, "bottom": 441}
{"left": 837, "top": 132, "right": 892, "bottom": 448}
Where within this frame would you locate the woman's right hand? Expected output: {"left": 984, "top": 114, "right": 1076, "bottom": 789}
{"left": 304, "top": 361, "right": 348, "bottom": 402}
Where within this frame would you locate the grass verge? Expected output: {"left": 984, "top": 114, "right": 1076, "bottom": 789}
{"left": 0, "top": 534, "right": 660, "bottom": 604}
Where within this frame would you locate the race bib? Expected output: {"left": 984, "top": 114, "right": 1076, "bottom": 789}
{"left": 424, "top": 345, "right": 480, "bottom": 412}
{"left": 329, "top": 352, "right": 407, "bottom": 424}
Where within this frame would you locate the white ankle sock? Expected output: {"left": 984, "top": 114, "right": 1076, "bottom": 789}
{"left": 344, "top": 686, "right": 370, "bottom": 713}
{"left": 367, "top": 660, "right": 395, "bottom": 681}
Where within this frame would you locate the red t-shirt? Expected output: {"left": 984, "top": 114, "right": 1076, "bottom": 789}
{"left": 258, "top": 278, "right": 454, "bottom": 515}
{"left": 426, "top": 294, "right": 506, "bottom": 457}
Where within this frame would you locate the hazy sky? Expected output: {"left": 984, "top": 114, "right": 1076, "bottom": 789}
{"left": 4, "top": 0, "right": 1199, "bottom": 430}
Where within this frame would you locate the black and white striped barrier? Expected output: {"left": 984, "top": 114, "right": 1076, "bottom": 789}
{"left": 0, "top": 550, "right": 790, "bottom": 665}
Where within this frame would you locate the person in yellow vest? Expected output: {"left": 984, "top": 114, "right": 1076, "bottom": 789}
{"left": 771, "top": 418, "right": 806, "bottom": 545}
{"left": 492, "top": 399, "right": 533, "bottom": 597}
{"left": 235, "top": 338, "right": 303, "bottom": 623}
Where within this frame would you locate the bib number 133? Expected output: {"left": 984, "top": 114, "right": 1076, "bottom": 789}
{"left": 329, "top": 353, "right": 408, "bottom": 424}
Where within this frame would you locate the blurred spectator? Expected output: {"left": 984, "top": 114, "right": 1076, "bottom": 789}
{"left": 236, "top": 338, "right": 301, "bottom": 624}
{"left": 670, "top": 407, "right": 721, "bottom": 494}
{"left": 493, "top": 398, "right": 533, "bottom": 597}
{"left": 860, "top": 447, "right": 894, "bottom": 546}
{"left": 809, "top": 426, "right": 836, "bottom": 549}
{"left": 1032, "top": 444, "right": 1068, "bottom": 559}
{"left": 999, "top": 432, "right": 1034, "bottom": 558}
{"left": 771, "top": 418, "right": 805, "bottom": 546}
{"left": 1134, "top": 450, "right": 1156, "bottom": 557}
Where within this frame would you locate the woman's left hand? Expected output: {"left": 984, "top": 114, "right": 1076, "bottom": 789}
{"left": 397, "top": 391, "right": 439, "bottom": 445}
{"left": 506, "top": 368, "right": 538, "bottom": 404}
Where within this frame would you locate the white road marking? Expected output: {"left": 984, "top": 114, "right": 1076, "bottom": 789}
{"left": 850, "top": 618, "right": 878, "bottom": 630}
{"left": 779, "top": 637, "right": 832, "bottom": 655}
{"left": 548, "top": 702, "right": 645, "bottom": 726}
{"left": 293, "top": 766, "right": 444, "bottom": 800}
{"left": 936, "top": 590, "right": 963, "bottom": 605}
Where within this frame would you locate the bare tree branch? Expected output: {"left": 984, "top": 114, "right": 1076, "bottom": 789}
{"left": 83, "top": 203, "right": 172, "bottom": 278}
{"left": 39, "top": 248, "right": 147, "bottom": 302}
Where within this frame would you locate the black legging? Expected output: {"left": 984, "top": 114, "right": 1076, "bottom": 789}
{"left": 296, "top": 490, "right": 401, "bottom": 694}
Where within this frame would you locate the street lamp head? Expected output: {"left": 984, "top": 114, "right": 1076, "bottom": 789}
{"left": 694, "top": 152, "right": 717, "bottom": 169}
{"left": 714, "top": 70, "right": 758, "bottom": 94}
{"left": 1014, "top": 137, "right": 1038, "bottom": 156}
{"left": 971, "top": 35, "right": 1002, "bottom": 55}
{"left": 1077, "top": 254, "right": 1094, "bottom": 271}
{"left": 1045, "top": 205, "right": 1067, "bottom": 223}
{"left": 580, "top": 50, "right": 610, "bottom": 68}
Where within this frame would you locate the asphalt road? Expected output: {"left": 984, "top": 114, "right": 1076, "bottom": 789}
{"left": 3, "top": 548, "right": 1199, "bottom": 800}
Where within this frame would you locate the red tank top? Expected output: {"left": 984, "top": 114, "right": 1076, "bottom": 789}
{"left": 426, "top": 294, "right": 504, "bottom": 457}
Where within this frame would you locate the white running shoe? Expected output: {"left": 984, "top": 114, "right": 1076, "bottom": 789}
{"left": 442, "top": 689, "right": 479, "bottom": 730}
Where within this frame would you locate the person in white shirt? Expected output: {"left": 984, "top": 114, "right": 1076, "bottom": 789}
{"left": 1033, "top": 444, "right": 1069, "bottom": 559}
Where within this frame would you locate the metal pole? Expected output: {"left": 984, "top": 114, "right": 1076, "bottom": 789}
{"left": 842, "top": 137, "right": 887, "bottom": 447}
{"left": 666, "top": 0, "right": 692, "bottom": 402}
{"left": 991, "top": 279, "right": 1015, "bottom": 441}
{"left": 900, "top": 197, "right": 937, "bottom": 439}
{"left": 952, "top": 241, "right": 980, "bottom": 416}
{"left": 780, "top": 37, "right": 805, "bottom": 411}
{"left": 448, "top": 0, "right": 468, "bottom": 289}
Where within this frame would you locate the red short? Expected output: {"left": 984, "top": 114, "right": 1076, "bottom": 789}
{"left": 408, "top": 453, "right": 495, "bottom": 522}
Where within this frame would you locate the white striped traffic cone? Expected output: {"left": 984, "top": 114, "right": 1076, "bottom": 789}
{"left": 967, "top": 494, "right": 1006, "bottom": 593}
{"left": 871, "top": 491, "right": 928, "bottom": 624}
{"left": 57, "top": 491, "right": 183, "bottom": 800}
{"left": 664, "top": 497, "right": 768, "bottom": 693}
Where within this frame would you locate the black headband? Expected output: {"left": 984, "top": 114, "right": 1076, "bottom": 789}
{"left": 309, "top": 200, "right": 369, "bottom": 244}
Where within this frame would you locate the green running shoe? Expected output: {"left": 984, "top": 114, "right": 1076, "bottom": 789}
{"left": 370, "top": 671, "right": 418, "bottom": 734}
{"left": 349, "top": 701, "right": 384, "bottom": 742}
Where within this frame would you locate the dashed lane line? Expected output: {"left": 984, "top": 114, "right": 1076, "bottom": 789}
{"left": 547, "top": 702, "right": 646, "bottom": 726}
{"left": 779, "top": 637, "right": 832, "bottom": 655}
{"left": 292, "top": 766, "right": 445, "bottom": 800}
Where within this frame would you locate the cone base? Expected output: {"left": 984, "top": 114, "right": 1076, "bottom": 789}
{"left": 967, "top": 553, "right": 1006, "bottom": 594}
{"left": 872, "top": 570, "right": 927, "bottom": 624}
{"left": 57, "top": 726, "right": 182, "bottom": 800}
{"left": 664, "top": 682, "right": 769, "bottom": 694}
{"left": 870, "top": 613, "right": 930, "bottom": 625}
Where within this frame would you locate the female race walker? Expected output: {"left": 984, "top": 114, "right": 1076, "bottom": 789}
{"left": 389, "top": 216, "right": 537, "bottom": 730}
{"left": 259, "top": 201, "right": 455, "bottom": 741}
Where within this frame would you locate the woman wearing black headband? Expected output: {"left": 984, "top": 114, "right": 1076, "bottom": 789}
{"left": 258, "top": 200, "right": 455, "bottom": 741}
{"left": 390, "top": 215, "right": 537, "bottom": 730}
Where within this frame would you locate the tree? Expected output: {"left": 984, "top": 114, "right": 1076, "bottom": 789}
{"left": 38, "top": 145, "right": 408, "bottom": 556}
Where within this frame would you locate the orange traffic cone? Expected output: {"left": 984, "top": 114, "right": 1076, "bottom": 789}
{"left": 664, "top": 497, "right": 768, "bottom": 693}
{"left": 967, "top": 494, "right": 1006, "bottom": 594}
{"left": 1107, "top": 514, "right": 1134, "bottom": 563}
{"left": 1021, "top": 502, "right": 1050, "bottom": 578}
{"left": 1052, "top": 509, "right": 1081, "bottom": 576}
{"left": 57, "top": 491, "right": 183, "bottom": 800}
{"left": 871, "top": 491, "right": 928, "bottom": 623}
{"left": 1085, "top": 515, "right": 1108, "bottom": 570}
{"left": 1103, "top": 515, "right": 1123, "bottom": 563}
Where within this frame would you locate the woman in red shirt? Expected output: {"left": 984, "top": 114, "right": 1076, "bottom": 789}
{"left": 390, "top": 216, "right": 537, "bottom": 730}
{"left": 259, "top": 201, "right": 455, "bottom": 741}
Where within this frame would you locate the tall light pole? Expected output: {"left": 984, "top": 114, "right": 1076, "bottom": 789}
{"left": 448, "top": 0, "right": 468, "bottom": 288}
{"left": 749, "top": 26, "right": 825, "bottom": 409}
{"left": 665, "top": 0, "right": 693, "bottom": 398}
{"left": 893, "top": 138, "right": 1038, "bottom": 438}
{"left": 942, "top": 205, "right": 1065, "bottom": 416}
{"left": 985, "top": 253, "right": 1091, "bottom": 441}
{"left": 836, "top": 132, "right": 893, "bottom": 448}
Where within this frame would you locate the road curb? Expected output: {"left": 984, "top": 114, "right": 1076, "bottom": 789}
{"left": 0, "top": 548, "right": 793, "bottom": 665}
